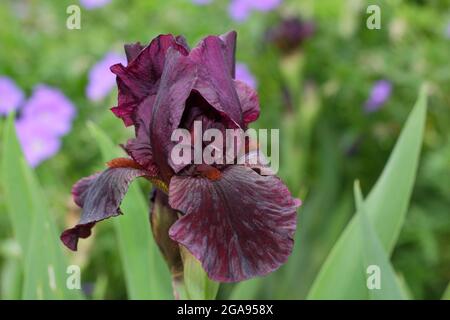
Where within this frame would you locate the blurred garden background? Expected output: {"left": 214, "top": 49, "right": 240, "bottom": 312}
{"left": 0, "top": 0, "right": 449, "bottom": 300}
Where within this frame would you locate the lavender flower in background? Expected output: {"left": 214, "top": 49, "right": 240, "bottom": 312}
{"left": 21, "top": 85, "right": 76, "bottom": 136}
{"left": 249, "top": 0, "right": 282, "bottom": 11}
{"left": 86, "top": 52, "right": 126, "bottom": 102}
{"left": 79, "top": 0, "right": 111, "bottom": 10}
{"left": 229, "top": 0, "right": 282, "bottom": 22}
{"left": 364, "top": 80, "right": 392, "bottom": 113}
{"left": 235, "top": 62, "right": 257, "bottom": 89}
{"left": 14, "top": 85, "right": 76, "bottom": 167}
{"left": 15, "top": 119, "right": 61, "bottom": 167}
{"left": 0, "top": 76, "right": 24, "bottom": 116}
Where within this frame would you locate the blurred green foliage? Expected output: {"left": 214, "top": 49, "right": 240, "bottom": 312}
{"left": 0, "top": 0, "right": 449, "bottom": 299}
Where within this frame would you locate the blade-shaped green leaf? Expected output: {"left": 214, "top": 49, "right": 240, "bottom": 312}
{"left": 442, "top": 282, "right": 450, "bottom": 300}
{"left": 87, "top": 122, "right": 172, "bottom": 299}
{"left": 1, "top": 114, "right": 83, "bottom": 299}
{"left": 354, "top": 181, "right": 406, "bottom": 300}
{"left": 1, "top": 114, "right": 34, "bottom": 252}
{"left": 308, "top": 86, "right": 427, "bottom": 299}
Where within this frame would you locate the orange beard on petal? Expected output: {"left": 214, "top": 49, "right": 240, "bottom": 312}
{"left": 107, "top": 157, "right": 169, "bottom": 193}
{"left": 106, "top": 157, "right": 144, "bottom": 170}
{"left": 196, "top": 164, "right": 222, "bottom": 181}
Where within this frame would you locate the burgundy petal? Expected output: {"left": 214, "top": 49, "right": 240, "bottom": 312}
{"left": 110, "top": 34, "right": 189, "bottom": 126}
{"left": 234, "top": 80, "right": 260, "bottom": 126}
{"left": 190, "top": 35, "right": 243, "bottom": 128}
{"left": 219, "top": 31, "right": 237, "bottom": 78}
{"left": 124, "top": 42, "right": 145, "bottom": 64}
{"left": 61, "top": 167, "right": 148, "bottom": 251}
{"left": 150, "top": 48, "right": 197, "bottom": 182}
{"left": 175, "top": 35, "right": 190, "bottom": 52}
{"left": 123, "top": 95, "right": 156, "bottom": 170}
{"left": 168, "top": 166, "right": 301, "bottom": 282}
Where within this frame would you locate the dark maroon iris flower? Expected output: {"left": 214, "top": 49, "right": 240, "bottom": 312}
{"left": 266, "top": 17, "right": 315, "bottom": 54}
{"left": 61, "top": 31, "right": 301, "bottom": 282}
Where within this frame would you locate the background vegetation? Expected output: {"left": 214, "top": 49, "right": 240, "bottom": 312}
{"left": 0, "top": 0, "right": 449, "bottom": 299}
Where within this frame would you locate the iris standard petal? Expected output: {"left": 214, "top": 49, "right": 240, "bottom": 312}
{"left": 110, "top": 35, "right": 189, "bottom": 126}
{"left": 123, "top": 95, "right": 156, "bottom": 170}
{"left": 190, "top": 35, "right": 243, "bottom": 128}
{"left": 234, "top": 80, "right": 260, "bottom": 126}
{"left": 168, "top": 165, "right": 300, "bottom": 282}
{"left": 150, "top": 48, "right": 198, "bottom": 182}
{"left": 124, "top": 42, "right": 145, "bottom": 64}
{"left": 219, "top": 31, "right": 237, "bottom": 77}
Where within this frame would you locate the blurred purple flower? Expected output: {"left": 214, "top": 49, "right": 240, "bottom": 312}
{"left": 229, "top": 0, "right": 281, "bottom": 22}
{"left": 0, "top": 76, "right": 24, "bottom": 116}
{"left": 250, "top": 0, "right": 282, "bottom": 11}
{"left": 364, "top": 80, "right": 392, "bottom": 113}
{"left": 229, "top": 0, "right": 251, "bottom": 22}
{"left": 21, "top": 85, "right": 76, "bottom": 136}
{"left": 79, "top": 0, "right": 111, "bottom": 10}
{"left": 86, "top": 52, "right": 126, "bottom": 102}
{"left": 235, "top": 62, "right": 257, "bottom": 89}
{"left": 15, "top": 119, "right": 61, "bottom": 167}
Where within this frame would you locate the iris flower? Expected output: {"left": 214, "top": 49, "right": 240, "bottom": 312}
{"left": 61, "top": 32, "right": 300, "bottom": 282}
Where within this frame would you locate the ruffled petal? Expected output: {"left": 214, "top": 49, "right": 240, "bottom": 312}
{"left": 219, "top": 31, "right": 237, "bottom": 78}
{"left": 110, "top": 35, "right": 189, "bottom": 126}
{"left": 61, "top": 167, "right": 148, "bottom": 251}
{"left": 168, "top": 165, "right": 301, "bottom": 282}
{"left": 124, "top": 42, "right": 145, "bottom": 63}
{"left": 123, "top": 95, "right": 156, "bottom": 170}
{"left": 150, "top": 48, "right": 197, "bottom": 182}
{"left": 190, "top": 34, "right": 243, "bottom": 128}
{"left": 234, "top": 80, "right": 260, "bottom": 126}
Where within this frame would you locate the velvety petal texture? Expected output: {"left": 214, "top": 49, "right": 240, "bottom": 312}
{"left": 150, "top": 48, "right": 198, "bottom": 182}
{"left": 110, "top": 35, "right": 189, "bottom": 126}
{"left": 168, "top": 166, "right": 300, "bottom": 282}
{"left": 234, "top": 80, "right": 260, "bottom": 126}
{"left": 63, "top": 31, "right": 301, "bottom": 284}
{"left": 61, "top": 167, "right": 148, "bottom": 251}
{"left": 189, "top": 34, "right": 243, "bottom": 128}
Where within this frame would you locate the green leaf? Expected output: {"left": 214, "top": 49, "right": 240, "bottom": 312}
{"left": 1, "top": 114, "right": 82, "bottom": 299}
{"left": 307, "top": 86, "right": 427, "bottom": 299}
{"left": 354, "top": 181, "right": 406, "bottom": 300}
{"left": 442, "top": 282, "right": 450, "bottom": 300}
{"left": 364, "top": 88, "right": 428, "bottom": 253}
{"left": 87, "top": 122, "right": 172, "bottom": 299}
{"left": 0, "top": 258, "right": 22, "bottom": 299}
{"left": 228, "top": 278, "right": 262, "bottom": 300}
{"left": 181, "top": 247, "right": 219, "bottom": 300}
{"left": 1, "top": 114, "right": 34, "bottom": 252}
